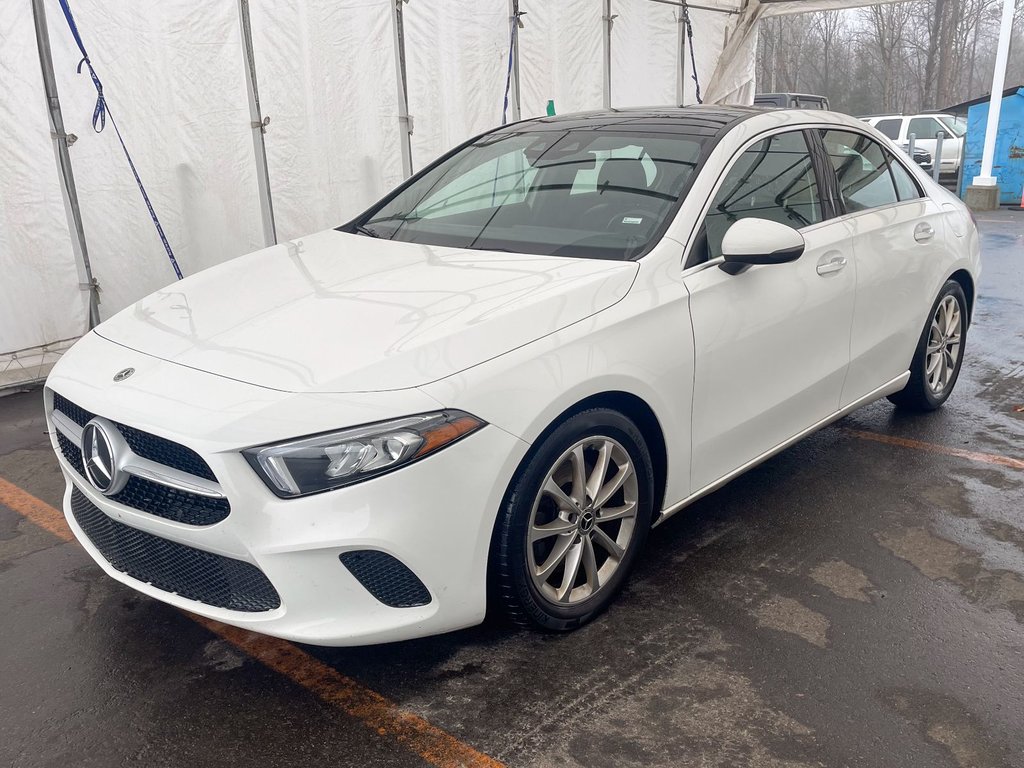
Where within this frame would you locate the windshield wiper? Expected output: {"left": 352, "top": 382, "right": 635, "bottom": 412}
{"left": 354, "top": 224, "right": 381, "bottom": 238}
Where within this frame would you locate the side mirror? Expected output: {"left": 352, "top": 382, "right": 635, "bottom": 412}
{"left": 719, "top": 218, "right": 805, "bottom": 275}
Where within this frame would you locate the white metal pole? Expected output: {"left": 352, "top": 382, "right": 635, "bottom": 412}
{"left": 602, "top": 0, "right": 613, "bottom": 109}
{"left": 508, "top": 0, "right": 522, "bottom": 122}
{"left": 973, "top": 0, "right": 1015, "bottom": 186}
{"left": 238, "top": 0, "right": 277, "bottom": 246}
{"left": 32, "top": 0, "right": 101, "bottom": 329}
{"left": 391, "top": 0, "right": 414, "bottom": 178}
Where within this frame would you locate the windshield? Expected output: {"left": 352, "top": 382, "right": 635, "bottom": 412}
{"left": 346, "top": 127, "right": 707, "bottom": 260}
{"left": 938, "top": 115, "right": 967, "bottom": 137}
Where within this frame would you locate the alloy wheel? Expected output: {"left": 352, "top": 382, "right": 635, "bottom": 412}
{"left": 925, "top": 295, "right": 962, "bottom": 393}
{"left": 526, "top": 436, "right": 639, "bottom": 605}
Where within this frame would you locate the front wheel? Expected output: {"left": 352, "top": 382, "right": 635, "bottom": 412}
{"left": 491, "top": 409, "right": 654, "bottom": 631}
{"left": 888, "top": 280, "right": 968, "bottom": 411}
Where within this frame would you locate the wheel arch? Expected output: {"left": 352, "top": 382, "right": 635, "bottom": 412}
{"left": 949, "top": 269, "right": 975, "bottom": 323}
{"left": 498, "top": 390, "right": 669, "bottom": 525}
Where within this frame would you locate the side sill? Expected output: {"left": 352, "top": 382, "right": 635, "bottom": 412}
{"left": 653, "top": 371, "right": 911, "bottom": 528}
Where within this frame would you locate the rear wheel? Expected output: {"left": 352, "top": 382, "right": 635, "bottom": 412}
{"left": 888, "top": 280, "right": 968, "bottom": 411}
{"left": 491, "top": 409, "right": 654, "bottom": 631}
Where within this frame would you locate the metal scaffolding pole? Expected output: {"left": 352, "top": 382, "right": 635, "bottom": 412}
{"left": 31, "top": 0, "right": 101, "bottom": 329}
{"left": 602, "top": 0, "right": 614, "bottom": 109}
{"left": 391, "top": 0, "right": 414, "bottom": 178}
{"left": 238, "top": 0, "right": 277, "bottom": 246}
{"left": 507, "top": 0, "right": 523, "bottom": 122}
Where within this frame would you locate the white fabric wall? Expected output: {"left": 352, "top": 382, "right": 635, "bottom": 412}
{"left": 0, "top": 5, "right": 86, "bottom": 379}
{"left": 2, "top": 0, "right": 873, "bottom": 389}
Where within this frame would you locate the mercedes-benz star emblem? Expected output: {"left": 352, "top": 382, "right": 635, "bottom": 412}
{"left": 113, "top": 367, "right": 135, "bottom": 382}
{"left": 81, "top": 420, "right": 125, "bottom": 496}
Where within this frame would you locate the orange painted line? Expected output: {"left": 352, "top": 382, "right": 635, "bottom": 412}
{"left": 193, "top": 616, "right": 504, "bottom": 768}
{"left": 0, "top": 477, "right": 73, "bottom": 541}
{"left": 0, "top": 475, "right": 504, "bottom": 768}
{"left": 844, "top": 429, "right": 1024, "bottom": 471}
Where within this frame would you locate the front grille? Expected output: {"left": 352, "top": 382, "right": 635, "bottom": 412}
{"left": 52, "top": 393, "right": 217, "bottom": 481}
{"left": 51, "top": 392, "right": 229, "bottom": 526}
{"left": 110, "top": 477, "right": 230, "bottom": 526}
{"left": 339, "top": 550, "right": 431, "bottom": 608}
{"left": 70, "top": 487, "right": 280, "bottom": 612}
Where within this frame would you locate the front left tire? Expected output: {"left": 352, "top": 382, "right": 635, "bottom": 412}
{"left": 490, "top": 408, "right": 654, "bottom": 631}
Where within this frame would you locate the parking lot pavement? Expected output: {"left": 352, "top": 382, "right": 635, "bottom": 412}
{"left": 2, "top": 210, "right": 1022, "bottom": 768}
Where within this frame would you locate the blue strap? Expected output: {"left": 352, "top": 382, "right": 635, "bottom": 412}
{"left": 501, "top": 7, "right": 524, "bottom": 125}
{"left": 56, "top": 0, "right": 183, "bottom": 281}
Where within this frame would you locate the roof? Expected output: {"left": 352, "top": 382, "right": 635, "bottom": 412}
{"left": 754, "top": 93, "right": 827, "bottom": 100}
{"left": 944, "top": 86, "right": 1024, "bottom": 114}
{"left": 504, "top": 105, "right": 766, "bottom": 138}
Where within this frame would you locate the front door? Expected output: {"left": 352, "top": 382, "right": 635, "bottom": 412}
{"left": 683, "top": 130, "right": 857, "bottom": 491}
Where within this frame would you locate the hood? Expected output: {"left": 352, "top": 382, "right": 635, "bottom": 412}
{"left": 95, "top": 230, "right": 638, "bottom": 393}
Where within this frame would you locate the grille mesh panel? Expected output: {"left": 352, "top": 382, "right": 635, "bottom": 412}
{"left": 110, "top": 477, "right": 230, "bottom": 526}
{"left": 70, "top": 487, "right": 279, "bottom": 612}
{"left": 116, "top": 423, "right": 216, "bottom": 482}
{"left": 52, "top": 392, "right": 92, "bottom": 428}
{"left": 339, "top": 550, "right": 431, "bottom": 608}
{"left": 51, "top": 391, "right": 228, "bottom": 525}
{"left": 56, "top": 430, "right": 84, "bottom": 475}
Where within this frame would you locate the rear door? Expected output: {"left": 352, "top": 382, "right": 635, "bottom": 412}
{"left": 817, "top": 128, "right": 948, "bottom": 406}
{"left": 683, "top": 129, "right": 857, "bottom": 491}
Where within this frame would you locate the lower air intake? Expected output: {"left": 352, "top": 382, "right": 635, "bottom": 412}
{"left": 339, "top": 550, "right": 431, "bottom": 608}
{"left": 70, "top": 487, "right": 280, "bottom": 612}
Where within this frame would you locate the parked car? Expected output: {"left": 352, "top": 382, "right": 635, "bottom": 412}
{"left": 46, "top": 107, "right": 980, "bottom": 646}
{"left": 861, "top": 113, "right": 966, "bottom": 175}
{"left": 754, "top": 92, "right": 830, "bottom": 109}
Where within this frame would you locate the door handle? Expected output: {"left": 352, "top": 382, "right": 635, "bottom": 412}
{"left": 816, "top": 255, "right": 848, "bottom": 276}
{"left": 914, "top": 222, "right": 935, "bottom": 243}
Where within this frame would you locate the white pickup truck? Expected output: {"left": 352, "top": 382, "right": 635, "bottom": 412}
{"left": 860, "top": 113, "right": 967, "bottom": 175}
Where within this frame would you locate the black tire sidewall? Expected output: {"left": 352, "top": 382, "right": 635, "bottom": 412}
{"left": 496, "top": 409, "right": 654, "bottom": 630}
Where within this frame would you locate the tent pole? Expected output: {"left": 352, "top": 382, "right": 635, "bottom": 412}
{"left": 391, "top": 0, "right": 414, "bottom": 178}
{"left": 31, "top": 0, "right": 100, "bottom": 329}
{"left": 238, "top": 0, "right": 277, "bottom": 247}
{"left": 972, "top": 0, "right": 1014, "bottom": 187}
{"left": 602, "top": 0, "right": 614, "bottom": 109}
{"left": 508, "top": 0, "right": 522, "bottom": 122}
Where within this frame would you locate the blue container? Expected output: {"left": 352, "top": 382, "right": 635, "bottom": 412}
{"left": 959, "top": 86, "right": 1024, "bottom": 205}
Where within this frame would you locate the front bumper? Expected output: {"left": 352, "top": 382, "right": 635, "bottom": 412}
{"left": 46, "top": 333, "right": 529, "bottom": 646}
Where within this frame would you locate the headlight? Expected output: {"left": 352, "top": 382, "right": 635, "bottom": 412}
{"left": 243, "top": 411, "right": 486, "bottom": 498}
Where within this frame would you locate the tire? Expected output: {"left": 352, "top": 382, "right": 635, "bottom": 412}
{"left": 491, "top": 408, "right": 654, "bottom": 631}
{"left": 888, "top": 279, "right": 968, "bottom": 411}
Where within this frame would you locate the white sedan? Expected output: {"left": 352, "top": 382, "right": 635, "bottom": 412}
{"left": 46, "top": 107, "right": 980, "bottom": 645}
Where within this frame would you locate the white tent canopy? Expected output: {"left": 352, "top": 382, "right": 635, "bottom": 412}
{"left": 0, "top": 0, "right": 881, "bottom": 389}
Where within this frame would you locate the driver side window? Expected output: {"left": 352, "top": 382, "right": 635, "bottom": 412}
{"left": 702, "top": 131, "right": 823, "bottom": 261}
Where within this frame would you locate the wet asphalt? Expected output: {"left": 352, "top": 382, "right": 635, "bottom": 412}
{"left": 1, "top": 210, "right": 1022, "bottom": 768}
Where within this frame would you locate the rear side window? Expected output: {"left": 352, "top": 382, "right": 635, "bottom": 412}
{"left": 704, "top": 131, "right": 823, "bottom": 259}
{"left": 874, "top": 119, "right": 901, "bottom": 140}
{"left": 887, "top": 153, "right": 923, "bottom": 201}
{"left": 820, "top": 130, "right": 898, "bottom": 212}
{"left": 907, "top": 117, "right": 945, "bottom": 140}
